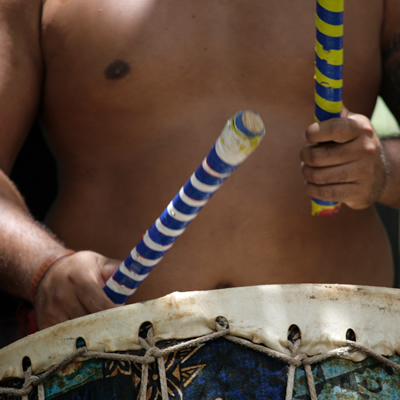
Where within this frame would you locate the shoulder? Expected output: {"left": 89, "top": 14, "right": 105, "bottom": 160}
{"left": 0, "top": 0, "right": 43, "bottom": 173}
{"left": 0, "top": 0, "right": 42, "bottom": 25}
{"left": 0, "top": 0, "right": 43, "bottom": 67}
{"left": 0, "top": 0, "right": 42, "bottom": 41}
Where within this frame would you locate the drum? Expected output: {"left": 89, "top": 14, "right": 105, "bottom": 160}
{"left": 1, "top": 284, "right": 400, "bottom": 399}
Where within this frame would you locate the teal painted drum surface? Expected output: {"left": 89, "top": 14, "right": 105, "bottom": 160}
{"left": 0, "top": 284, "right": 400, "bottom": 399}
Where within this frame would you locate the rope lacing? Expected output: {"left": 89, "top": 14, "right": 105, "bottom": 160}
{"left": 1, "top": 319, "right": 399, "bottom": 399}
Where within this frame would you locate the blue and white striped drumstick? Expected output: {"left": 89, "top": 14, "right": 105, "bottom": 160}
{"left": 104, "top": 110, "right": 265, "bottom": 304}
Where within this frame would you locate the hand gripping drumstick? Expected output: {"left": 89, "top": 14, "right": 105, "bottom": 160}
{"left": 312, "top": 0, "right": 344, "bottom": 216}
{"left": 104, "top": 110, "right": 265, "bottom": 304}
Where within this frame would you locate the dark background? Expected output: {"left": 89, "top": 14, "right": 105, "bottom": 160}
{"left": 1, "top": 121, "right": 399, "bottom": 318}
{"left": 10, "top": 120, "right": 58, "bottom": 221}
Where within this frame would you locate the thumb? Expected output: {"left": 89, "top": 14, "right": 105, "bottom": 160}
{"left": 340, "top": 104, "right": 355, "bottom": 119}
{"left": 340, "top": 104, "right": 349, "bottom": 118}
{"left": 99, "top": 259, "right": 121, "bottom": 282}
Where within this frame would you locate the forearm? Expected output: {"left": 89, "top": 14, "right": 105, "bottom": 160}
{"left": 377, "top": 136, "right": 400, "bottom": 208}
{"left": 0, "top": 169, "right": 67, "bottom": 301}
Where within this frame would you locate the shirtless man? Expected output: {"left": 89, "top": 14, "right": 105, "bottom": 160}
{"left": 0, "top": 0, "right": 399, "bottom": 332}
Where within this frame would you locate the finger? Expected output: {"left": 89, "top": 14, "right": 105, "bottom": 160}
{"left": 64, "top": 298, "right": 90, "bottom": 320}
{"left": 36, "top": 308, "right": 69, "bottom": 330}
{"left": 51, "top": 284, "right": 90, "bottom": 320}
{"left": 99, "top": 259, "right": 120, "bottom": 282}
{"left": 300, "top": 139, "right": 359, "bottom": 167}
{"left": 305, "top": 181, "right": 352, "bottom": 203}
{"left": 74, "top": 262, "right": 118, "bottom": 313}
{"left": 77, "top": 284, "right": 117, "bottom": 314}
{"left": 305, "top": 116, "right": 372, "bottom": 144}
{"left": 302, "top": 162, "right": 356, "bottom": 185}
{"left": 35, "top": 274, "right": 89, "bottom": 329}
{"left": 305, "top": 182, "right": 371, "bottom": 210}
{"left": 45, "top": 305, "right": 87, "bottom": 328}
{"left": 340, "top": 104, "right": 351, "bottom": 118}
{"left": 36, "top": 296, "right": 88, "bottom": 329}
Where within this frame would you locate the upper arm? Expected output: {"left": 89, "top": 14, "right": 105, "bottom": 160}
{"left": 0, "top": 0, "right": 43, "bottom": 174}
{"left": 380, "top": 0, "right": 400, "bottom": 126}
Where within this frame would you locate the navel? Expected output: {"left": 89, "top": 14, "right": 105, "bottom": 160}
{"left": 104, "top": 59, "right": 131, "bottom": 80}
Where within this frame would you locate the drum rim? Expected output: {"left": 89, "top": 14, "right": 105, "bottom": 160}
{"left": 1, "top": 283, "right": 400, "bottom": 380}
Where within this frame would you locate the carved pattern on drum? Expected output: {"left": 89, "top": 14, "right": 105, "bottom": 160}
{"left": 292, "top": 354, "right": 400, "bottom": 398}
{"left": 127, "top": 345, "right": 206, "bottom": 400}
{"left": 104, "top": 356, "right": 132, "bottom": 377}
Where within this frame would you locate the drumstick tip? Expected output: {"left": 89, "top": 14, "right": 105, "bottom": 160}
{"left": 234, "top": 110, "right": 265, "bottom": 138}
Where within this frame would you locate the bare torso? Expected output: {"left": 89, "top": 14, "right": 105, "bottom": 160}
{"left": 39, "top": 0, "right": 393, "bottom": 303}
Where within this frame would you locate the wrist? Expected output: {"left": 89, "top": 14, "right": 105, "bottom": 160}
{"left": 30, "top": 249, "right": 75, "bottom": 304}
{"left": 375, "top": 139, "right": 389, "bottom": 203}
{"left": 376, "top": 138, "right": 399, "bottom": 207}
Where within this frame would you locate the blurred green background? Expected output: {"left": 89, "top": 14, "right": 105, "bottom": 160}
{"left": 371, "top": 96, "right": 400, "bottom": 138}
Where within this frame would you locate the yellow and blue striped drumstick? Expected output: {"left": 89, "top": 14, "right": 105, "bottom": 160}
{"left": 312, "top": 0, "right": 344, "bottom": 216}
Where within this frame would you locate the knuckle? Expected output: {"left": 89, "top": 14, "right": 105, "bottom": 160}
{"left": 362, "top": 139, "right": 377, "bottom": 156}
{"left": 331, "top": 116, "right": 374, "bottom": 142}
{"left": 362, "top": 125, "right": 375, "bottom": 137}
{"left": 304, "top": 128, "right": 311, "bottom": 142}
{"left": 329, "top": 118, "right": 351, "bottom": 140}
{"left": 305, "top": 122, "right": 319, "bottom": 142}
{"left": 344, "top": 183, "right": 374, "bottom": 210}
{"left": 357, "top": 116, "right": 375, "bottom": 135}
{"left": 301, "top": 146, "right": 318, "bottom": 165}
{"left": 346, "top": 199, "right": 369, "bottom": 210}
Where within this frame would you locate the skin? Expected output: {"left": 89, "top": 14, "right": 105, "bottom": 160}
{"left": 0, "top": 0, "right": 399, "bottom": 330}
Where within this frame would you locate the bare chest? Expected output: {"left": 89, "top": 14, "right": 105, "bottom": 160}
{"left": 40, "top": 0, "right": 383, "bottom": 158}
{"left": 40, "top": 0, "right": 322, "bottom": 105}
